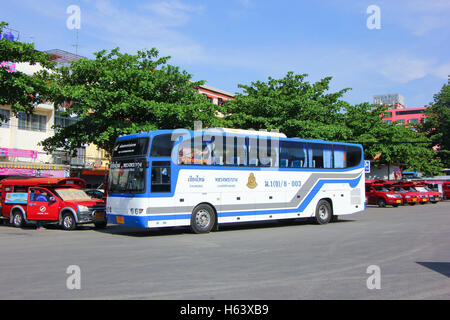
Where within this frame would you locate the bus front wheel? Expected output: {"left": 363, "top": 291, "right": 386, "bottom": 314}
{"left": 190, "top": 204, "right": 216, "bottom": 234}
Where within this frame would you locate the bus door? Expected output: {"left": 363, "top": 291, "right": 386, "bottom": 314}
{"left": 27, "top": 188, "right": 59, "bottom": 221}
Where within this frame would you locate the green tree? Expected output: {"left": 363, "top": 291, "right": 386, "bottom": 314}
{"left": 421, "top": 78, "right": 450, "bottom": 167}
{"left": 40, "top": 47, "right": 225, "bottom": 155}
{"left": 0, "top": 21, "right": 54, "bottom": 116}
{"left": 224, "top": 71, "right": 442, "bottom": 176}
{"left": 223, "top": 72, "right": 352, "bottom": 140}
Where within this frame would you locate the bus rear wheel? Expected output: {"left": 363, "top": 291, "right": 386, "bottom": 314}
{"left": 314, "top": 200, "right": 332, "bottom": 225}
{"left": 190, "top": 204, "right": 216, "bottom": 234}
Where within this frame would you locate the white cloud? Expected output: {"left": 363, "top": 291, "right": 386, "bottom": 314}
{"left": 432, "top": 63, "right": 450, "bottom": 80}
{"left": 380, "top": 0, "right": 450, "bottom": 36}
{"left": 377, "top": 55, "right": 450, "bottom": 83}
{"left": 379, "top": 56, "right": 431, "bottom": 83}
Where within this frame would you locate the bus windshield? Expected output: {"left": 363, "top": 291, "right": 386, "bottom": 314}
{"left": 109, "top": 159, "right": 146, "bottom": 193}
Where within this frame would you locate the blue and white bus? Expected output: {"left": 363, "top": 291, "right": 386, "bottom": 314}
{"left": 106, "top": 128, "right": 365, "bottom": 233}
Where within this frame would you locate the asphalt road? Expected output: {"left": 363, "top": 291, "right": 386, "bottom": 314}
{"left": 0, "top": 201, "right": 449, "bottom": 300}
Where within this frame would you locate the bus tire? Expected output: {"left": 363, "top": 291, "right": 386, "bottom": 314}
{"left": 190, "top": 204, "right": 216, "bottom": 234}
{"left": 12, "top": 210, "right": 25, "bottom": 228}
{"left": 61, "top": 212, "right": 77, "bottom": 231}
{"left": 314, "top": 200, "right": 332, "bottom": 225}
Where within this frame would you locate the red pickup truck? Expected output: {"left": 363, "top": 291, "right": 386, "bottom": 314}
{"left": 0, "top": 177, "right": 107, "bottom": 230}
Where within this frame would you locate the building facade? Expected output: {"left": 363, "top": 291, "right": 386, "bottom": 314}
{"left": 197, "top": 84, "right": 234, "bottom": 106}
{"left": 0, "top": 62, "right": 70, "bottom": 178}
{"left": 1, "top": 42, "right": 233, "bottom": 184}
{"left": 374, "top": 94, "right": 428, "bottom": 126}
{"left": 381, "top": 106, "right": 428, "bottom": 125}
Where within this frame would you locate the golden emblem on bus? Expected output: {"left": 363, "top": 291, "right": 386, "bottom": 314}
{"left": 247, "top": 173, "right": 257, "bottom": 189}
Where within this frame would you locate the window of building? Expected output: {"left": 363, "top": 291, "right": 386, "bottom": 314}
{"left": 54, "top": 114, "right": 79, "bottom": 129}
{"left": 18, "top": 112, "right": 47, "bottom": 132}
{"left": 395, "top": 110, "right": 424, "bottom": 116}
{"left": 0, "top": 109, "right": 10, "bottom": 128}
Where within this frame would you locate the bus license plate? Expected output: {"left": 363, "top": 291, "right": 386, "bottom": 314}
{"left": 116, "top": 216, "right": 124, "bottom": 224}
{"left": 396, "top": 200, "right": 401, "bottom": 203}
{"left": 96, "top": 212, "right": 105, "bottom": 219}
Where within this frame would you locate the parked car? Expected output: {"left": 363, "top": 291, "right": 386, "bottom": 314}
{"left": 365, "top": 182, "right": 403, "bottom": 207}
{"left": 411, "top": 183, "right": 441, "bottom": 204}
{"left": 385, "top": 183, "right": 422, "bottom": 206}
{"left": 398, "top": 183, "right": 429, "bottom": 204}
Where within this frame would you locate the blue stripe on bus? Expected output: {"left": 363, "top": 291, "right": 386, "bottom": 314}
{"left": 108, "top": 174, "right": 362, "bottom": 223}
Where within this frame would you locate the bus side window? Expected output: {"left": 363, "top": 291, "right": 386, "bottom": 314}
{"left": 236, "top": 136, "right": 247, "bottom": 166}
{"left": 224, "top": 136, "right": 239, "bottom": 166}
{"left": 334, "top": 145, "right": 346, "bottom": 168}
{"left": 210, "top": 135, "right": 224, "bottom": 166}
{"left": 178, "top": 138, "right": 192, "bottom": 165}
{"left": 279, "top": 140, "right": 307, "bottom": 168}
{"left": 248, "top": 137, "right": 258, "bottom": 167}
{"left": 346, "top": 145, "right": 362, "bottom": 167}
{"left": 308, "top": 143, "right": 330, "bottom": 168}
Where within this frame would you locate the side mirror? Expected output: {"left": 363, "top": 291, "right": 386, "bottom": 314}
{"left": 49, "top": 196, "right": 56, "bottom": 202}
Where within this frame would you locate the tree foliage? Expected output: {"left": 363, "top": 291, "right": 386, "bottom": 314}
{"left": 40, "top": 47, "right": 226, "bottom": 154}
{"left": 421, "top": 78, "right": 450, "bottom": 167}
{"left": 0, "top": 21, "right": 54, "bottom": 115}
{"left": 223, "top": 72, "right": 442, "bottom": 176}
{"left": 223, "top": 72, "right": 352, "bottom": 140}
{"left": 343, "top": 103, "right": 442, "bottom": 176}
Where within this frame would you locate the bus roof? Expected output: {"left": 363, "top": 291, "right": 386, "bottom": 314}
{"left": 0, "top": 177, "right": 86, "bottom": 188}
{"left": 116, "top": 129, "right": 362, "bottom": 147}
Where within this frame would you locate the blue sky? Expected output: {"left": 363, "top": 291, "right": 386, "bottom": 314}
{"left": 2, "top": 0, "right": 449, "bottom": 107}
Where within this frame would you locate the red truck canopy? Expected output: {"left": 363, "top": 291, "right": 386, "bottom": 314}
{"left": 0, "top": 177, "right": 86, "bottom": 189}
